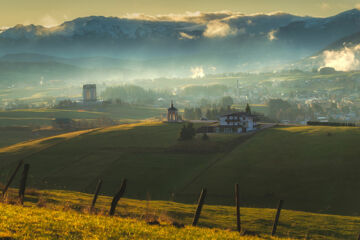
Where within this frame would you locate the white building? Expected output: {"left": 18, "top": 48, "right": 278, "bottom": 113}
{"left": 218, "top": 112, "right": 256, "bottom": 133}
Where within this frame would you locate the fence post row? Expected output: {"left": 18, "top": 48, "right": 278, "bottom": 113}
{"left": 235, "top": 183, "right": 241, "bottom": 232}
{"left": 271, "top": 200, "right": 284, "bottom": 236}
{"left": 2, "top": 160, "right": 23, "bottom": 196}
{"left": 192, "top": 188, "right": 207, "bottom": 226}
{"left": 2, "top": 162, "right": 294, "bottom": 238}
{"left": 109, "top": 178, "right": 127, "bottom": 216}
{"left": 18, "top": 164, "right": 30, "bottom": 205}
{"left": 90, "top": 179, "right": 103, "bottom": 212}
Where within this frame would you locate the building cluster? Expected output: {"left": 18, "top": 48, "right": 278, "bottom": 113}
{"left": 167, "top": 101, "right": 256, "bottom": 134}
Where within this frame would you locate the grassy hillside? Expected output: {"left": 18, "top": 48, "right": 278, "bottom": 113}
{"left": 0, "top": 106, "right": 164, "bottom": 127}
{"left": 0, "top": 122, "right": 359, "bottom": 216}
{"left": 0, "top": 203, "right": 265, "bottom": 240}
{"left": 0, "top": 106, "right": 164, "bottom": 148}
{"left": 0, "top": 121, "right": 241, "bottom": 200}
{"left": 183, "top": 126, "right": 360, "bottom": 215}
{"left": 2, "top": 187, "right": 360, "bottom": 239}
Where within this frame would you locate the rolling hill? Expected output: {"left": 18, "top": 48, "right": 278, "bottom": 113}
{"left": 0, "top": 122, "right": 359, "bottom": 216}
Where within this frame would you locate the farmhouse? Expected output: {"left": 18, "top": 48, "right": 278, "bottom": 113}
{"left": 218, "top": 112, "right": 256, "bottom": 133}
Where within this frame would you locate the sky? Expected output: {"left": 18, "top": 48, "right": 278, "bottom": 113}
{"left": 0, "top": 0, "right": 360, "bottom": 27}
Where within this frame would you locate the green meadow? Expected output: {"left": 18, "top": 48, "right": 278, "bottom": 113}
{"left": 0, "top": 106, "right": 164, "bottom": 148}
{"left": 0, "top": 106, "right": 164, "bottom": 127}
{"left": 0, "top": 122, "right": 359, "bottom": 217}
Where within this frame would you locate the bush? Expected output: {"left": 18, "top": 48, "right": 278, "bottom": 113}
{"left": 179, "top": 123, "right": 196, "bottom": 141}
{"left": 220, "top": 96, "right": 234, "bottom": 108}
{"left": 202, "top": 133, "right": 209, "bottom": 141}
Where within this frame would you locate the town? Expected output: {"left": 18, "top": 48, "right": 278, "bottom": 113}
{"left": 1, "top": 67, "right": 359, "bottom": 126}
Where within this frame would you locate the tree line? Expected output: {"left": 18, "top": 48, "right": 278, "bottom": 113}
{"left": 101, "top": 85, "right": 171, "bottom": 105}
{"left": 184, "top": 105, "right": 235, "bottom": 120}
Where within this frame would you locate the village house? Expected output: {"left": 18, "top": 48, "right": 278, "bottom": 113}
{"left": 217, "top": 112, "right": 256, "bottom": 133}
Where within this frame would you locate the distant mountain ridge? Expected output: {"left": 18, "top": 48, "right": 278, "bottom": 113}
{"left": 1, "top": 9, "right": 360, "bottom": 74}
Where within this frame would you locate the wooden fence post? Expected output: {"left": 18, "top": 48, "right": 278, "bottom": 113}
{"left": 235, "top": 183, "right": 241, "bottom": 232}
{"left": 18, "top": 164, "right": 30, "bottom": 205}
{"left": 109, "top": 179, "right": 127, "bottom": 216}
{"left": 271, "top": 200, "right": 284, "bottom": 236}
{"left": 90, "top": 179, "right": 103, "bottom": 212}
{"left": 192, "top": 188, "right": 207, "bottom": 226}
{"left": 2, "top": 160, "right": 23, "bottom": 196}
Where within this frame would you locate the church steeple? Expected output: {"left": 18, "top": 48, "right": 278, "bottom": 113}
{"left": 167, "top": 100, "right": 178, "bottom": 122}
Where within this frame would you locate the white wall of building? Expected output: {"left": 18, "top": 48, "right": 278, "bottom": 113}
{"left": 219, "top": 114, "right": 255, "bottom": 132}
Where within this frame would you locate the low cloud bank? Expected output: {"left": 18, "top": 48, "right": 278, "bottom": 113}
{"left": 203, "top": 20, "right": 237, "bottom": 38}
{"left": 191, "top": 66, "right": 205, "bottom": 78}
{"left": 322, "top": 44, "right": 360, "bottom": 71}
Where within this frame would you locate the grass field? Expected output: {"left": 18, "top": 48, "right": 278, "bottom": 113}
{"left": 0, "top": 106, "right": 164, "bottom": 127}
{"left": 1, "top": 187, "right": 360, "bottom": 239}
{"left": 0, "top": 106, "right": 164, "bottom": 148}
{"left": 183, "top": 125, "right": 360, "bottom": 215}
{"left": 0, "top": 121, "right": 241, "bottom": 201}
{"left": 0, "top": 202, "right": 287, "bottom": 240}
{"left": 0, "top": 202, "right": 270, "bottom": 240}
{"left": 0, "top": 122, "right": 359, "bottom": 217}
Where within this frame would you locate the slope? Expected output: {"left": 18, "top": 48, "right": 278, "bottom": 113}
{"left": 0, "top": 121, "right": 244, "bottom": 201}
{"left": 0, "top": 123, "right": 359, "bottom": 215}
{"left": 2, "top": 187, "right": 360, "bottom": 239}
{"left": 181, "top": 126, "right": 360, "bottom": 215}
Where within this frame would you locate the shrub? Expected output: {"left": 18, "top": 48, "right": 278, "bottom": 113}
{"left": 202, "top": 133, "right": 209, "bottom": 141}
{"left": 178, "top": 123, "right": 196, "bottom": 141}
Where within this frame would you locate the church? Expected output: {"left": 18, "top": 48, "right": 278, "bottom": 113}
{"left": 167, "top": 101, "right": 179, "bottom": 122}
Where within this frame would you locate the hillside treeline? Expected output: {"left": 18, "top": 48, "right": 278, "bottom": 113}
{"left": 101, "top": 85, "right": 171, "bottom": 105}
{"left": 184, "top": 106, "right": 235, "bottom": 120}
{"left": 179, "top": 84, "right": 229, "bottom": 97}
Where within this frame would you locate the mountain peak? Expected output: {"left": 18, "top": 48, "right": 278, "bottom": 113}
{"left": 332, "top": 8, "right": 360, "bottom": 18}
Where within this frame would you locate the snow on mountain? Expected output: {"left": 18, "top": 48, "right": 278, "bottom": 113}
{"left": 0, "top": 13, "right": 305, "bottom": 41}
{"left": 1, "top": 10, "right": 360, "bottom": 72}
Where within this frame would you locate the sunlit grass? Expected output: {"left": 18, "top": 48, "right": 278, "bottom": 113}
{"left": 0, "top": 128, "right": 96, "bottom": 154}
{"left": 1, "top": 187, "right": 359, "bottom": 239}
{"left": 0, "top": 202, "right": 286, "bottom": 240}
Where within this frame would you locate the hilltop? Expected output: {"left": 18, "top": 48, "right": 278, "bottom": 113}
{"left": 0, "top": 122, "right": 359, "bottom": 215}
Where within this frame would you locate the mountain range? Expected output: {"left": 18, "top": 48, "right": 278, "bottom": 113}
{"left": 1, "top": 9, "right": 360, "bottom": 79}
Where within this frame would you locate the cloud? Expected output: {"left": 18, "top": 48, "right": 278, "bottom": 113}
{"left": 39, "top": 14, "right": 60, "bottom": 28}
{"left": 191, "top": 66, "right": 205, "bottom": 78}
{"left": 179, "top": 32, "right": 196, "bottom": 40}
{"left": 322, "top": 44, "right": 360, "bottom": 71}
{"left": 268, "top": 29, "right": 278, "bottom": 41}
{"left": 124, "top": 11, "right": 240, "bottom": 23}
{"left": 203, "top": 20, "right": 237, "bottom": 38}
{"left": 356, "top": 3, "right": 360, "bottom": 9}
{"left": 321, "top": 2, "right": 330, "bottom": 10}
{"left": 0, "top": 26, "right": 9, "bottom": 34}
{"left": 122, "top": 11, "right": 287, "bottom": 24}
{"left": 208, "top": 66, "right": 217, "bottom": 72}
